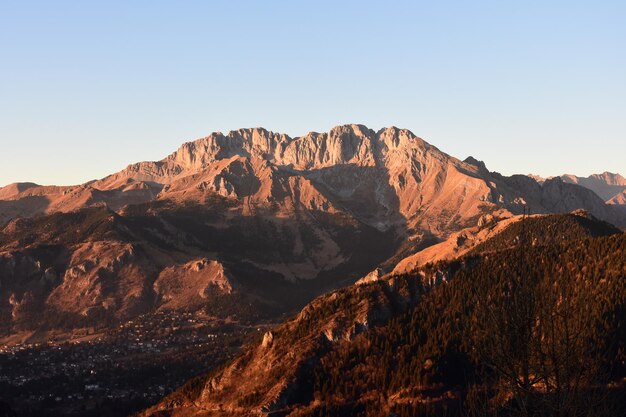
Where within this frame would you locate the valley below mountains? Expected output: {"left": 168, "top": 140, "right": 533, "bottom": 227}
{"left": 0, "top": 124, "right": 625, "bottom": 416}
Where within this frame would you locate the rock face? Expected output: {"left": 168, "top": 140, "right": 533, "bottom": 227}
{"left": 154, "top": 259, "right": 235, "bottom": 311}
{"left": 101, "top": 124, "right": 498, "bottom": 235}
{"left": 608, "top": 190, "right": 626, "bottom": 205}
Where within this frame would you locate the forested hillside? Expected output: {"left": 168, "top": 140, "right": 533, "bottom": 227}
{"left": 308, "top": 227, "right": 626, "bottom": 416}
{"left": 143, "top": 213, "right": 626, "bottom": 417}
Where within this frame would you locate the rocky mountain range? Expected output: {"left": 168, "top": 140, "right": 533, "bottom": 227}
{"left": 1, "top": 124, "right": 625, "bottom": 343}
{"left": 529, "top": 172, "right": 626, "bottom": 206}
{"left": 3, "top": 125, "right": 625, "bottom": 230}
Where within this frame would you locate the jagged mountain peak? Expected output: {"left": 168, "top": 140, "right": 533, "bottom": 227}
{"left": 559, "top": 171, "right": 626, "bottom": 202}
{"left": 590, "top": 171, "right": 626, "bottom": 185}
{"left": 527, "top": 174, "right": 545, "bottom": 183}
{"left": 560, "top": 171, "right": 626, "bottom": 185}
{"left": 2, "top": 124, "right": 625, "bottom": 232}
{"left": 130, "top": 123, "right": 433, "bottom": 176}
{"left": 463, "top": 156, "right": 488, "bottom": 172}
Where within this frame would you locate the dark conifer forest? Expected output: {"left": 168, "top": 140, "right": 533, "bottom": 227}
{"left": 267, "top": 215, "right": 626, "bottom": 416}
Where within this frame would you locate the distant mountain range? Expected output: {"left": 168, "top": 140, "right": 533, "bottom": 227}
{"left": 528, "top": 171, "right": 626, "bottom": 205}
{"left": 1, "top": 124, "right": 624, "bottom": 342}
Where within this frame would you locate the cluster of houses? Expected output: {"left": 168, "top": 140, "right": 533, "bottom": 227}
{"left": 0, "top": 311, "right": 251, "bottom": 414}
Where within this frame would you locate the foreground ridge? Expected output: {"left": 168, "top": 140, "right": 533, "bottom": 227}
{"left": 140, "top": 212, "right": 626, "bottom": 417}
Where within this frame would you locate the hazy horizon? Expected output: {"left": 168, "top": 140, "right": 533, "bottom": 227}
{"left": 1, "top": 1, "right": 625, "bottom": 186}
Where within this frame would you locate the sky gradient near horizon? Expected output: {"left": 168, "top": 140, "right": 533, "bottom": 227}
{"left": 1, "top": 1, "right": 625, "bottom": 186}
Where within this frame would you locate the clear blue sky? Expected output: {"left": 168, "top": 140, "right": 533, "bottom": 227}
{"left": 1, "top": 1, "right": 624, "bottom": 186}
